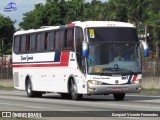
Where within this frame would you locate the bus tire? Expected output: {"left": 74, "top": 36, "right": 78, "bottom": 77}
{"left": 26, "top": 79, "right": 42, "bottom": 98}
{"left": 113, "top": 93, "right": 125, "bottom": 101}
{"left": 70, "top": 79, "right": 82, "bottom": 100}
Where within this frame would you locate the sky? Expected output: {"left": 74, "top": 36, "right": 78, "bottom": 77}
{"left": 0, "top": 0, "right": 108, "bottom": 29}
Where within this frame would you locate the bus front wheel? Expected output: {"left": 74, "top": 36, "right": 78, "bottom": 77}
{"left": 70, "top": 79, "right": 82, "bottom": 100}
{"left": 113, "top": 93, "right": 125, "bottom": 101}
{"left": 26, "top": 79, "right": 42, "bottom": 97}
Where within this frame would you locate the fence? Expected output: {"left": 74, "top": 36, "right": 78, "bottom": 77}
{"left": 0, "top": 67, "right": 12, "bottom": 79}
{"left": 142, "top": 56, "right": 160, "bottom": 77}
{"left": 0, "top": 55, "right": 13, "bottom": 79}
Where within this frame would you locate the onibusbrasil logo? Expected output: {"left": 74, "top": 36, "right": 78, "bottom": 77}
{"left": 4, "top": 2, "right": 17, "bottom": 12}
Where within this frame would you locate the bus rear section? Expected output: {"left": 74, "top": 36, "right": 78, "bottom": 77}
{"left": 12, "top": 24, "right": 88, "bottom": 100}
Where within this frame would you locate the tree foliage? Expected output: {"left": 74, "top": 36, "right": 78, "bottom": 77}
{"left": 0, "top": 14, "right": 15, "bottom": 54}
{"left": 19, "top": 0, "right": 160, "bottom": 48}
{"left": 19, "top": 0, "right": 159, "bottom": 28}
{"left": 146, "top": 0, "right": 160, "bottom": 46}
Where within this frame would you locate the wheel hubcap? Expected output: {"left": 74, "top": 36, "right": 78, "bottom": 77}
{"left": 71, "top": 82, "right": 76, "bottom": 96}
{"left": 27, "top": 83, "right": 31, "bottom": 94}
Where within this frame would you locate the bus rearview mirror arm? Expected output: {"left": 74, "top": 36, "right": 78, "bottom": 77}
{"left": 140, "top": 40, "right": 149, "bottom": 57}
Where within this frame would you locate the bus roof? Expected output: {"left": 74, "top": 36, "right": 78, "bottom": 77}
{"left": 14, "top": 21, "right": 136, "bottom": 36}
{"left": 74, "top": 21, "right": 136, "bottom": 28}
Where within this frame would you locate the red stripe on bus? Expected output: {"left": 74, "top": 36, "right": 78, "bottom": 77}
{"left": 132, "top": 75, "right": 138, "bottom": 81}
{"left": 12, "top": 51, "right": 70, "bottom": 68}
{"left": 66, "top": 23, "right": 75, "bottom": 28}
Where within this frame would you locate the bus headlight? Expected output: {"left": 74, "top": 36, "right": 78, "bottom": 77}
{"left": 88, "top": 80, "right": 103, "bottom": 85}
{"left": 131, "top": 79, "right": 142, "bottom": 84}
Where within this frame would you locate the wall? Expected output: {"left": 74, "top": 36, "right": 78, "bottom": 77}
{"left": 142, "top": 77, "right": 160, "bottom": 89}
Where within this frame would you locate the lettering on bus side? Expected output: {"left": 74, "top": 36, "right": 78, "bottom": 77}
{"left": 21, "top": 55, "right": 33, "bottom": 61}
{"left": 21, "top": 56, "right": 26, "bottom": 61}
{"left": 27, "top": 55, "right": 33, "bottom": 61}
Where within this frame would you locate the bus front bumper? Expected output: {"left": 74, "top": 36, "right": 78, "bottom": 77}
{"left": 87, "top": 83, "right": 141, "bottom": 95}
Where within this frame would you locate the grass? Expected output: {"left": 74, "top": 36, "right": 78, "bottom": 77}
{"left": 0, "top": 79, "right": 13, "bottom": 87}
{"left": 0, "top": 79, "right": 14, "bottom": 90}
{"left": 0, "top": 85, "right": 15, "bottom": 90}
{"left": 140, "top": 88, "right": 160, "bottom": 95}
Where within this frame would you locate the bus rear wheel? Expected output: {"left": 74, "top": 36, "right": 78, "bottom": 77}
{"left": 70, "top": 79, "right": 82, "bottom": 100}
{"left": 113, "top": 93, "right": 125, "bottom": 101}
{"left": 26, "top": 79, "right": 42, "bottom": 97}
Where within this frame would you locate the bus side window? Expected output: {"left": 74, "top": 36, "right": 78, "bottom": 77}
{"left": 48, "top": 31, "right": 55, "bottom": 50}
{"left": 55, "top": 30, "right": 65, "bottom": 49}
{"left": 30, "top": 34, "right": 36, "bottom": 52}
{"left": 55, "top": 31, "right": 59, "bottom": 49}
{"left": 36, "top": 34, "right": 40, "bottom": 51}
{"left": 59, "top": 30, "right": 65, "bottom": 49}
{"left": 41, "top": 33, "right": 45, "bottom": 51}
{"left": 44, "top": 32, "right": 49, "bottom": 50}
{"left": 66, "top": 29, "right": 74, "bottom": 49}
{"left": 26, "top": 35, "right": 30, "bottom": 52}
{"left": 14, "top": 36, "right": 20, "bottom": 54}
{"left": 64, "top": 30, "right": 67, "bottom": 48}
{"left": 37, "top": 33, "right": 45, "bottom": 51}
{"left": 21, "top": 35, "right": 27, "bottom": 53}
{"left": 75, "top": 27, "right": 84, "bottom": 69}
{"left": 75, "top": 27, "right": 84, "bottom": 47}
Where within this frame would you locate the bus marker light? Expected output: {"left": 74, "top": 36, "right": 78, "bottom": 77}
{"left": 88, "top": 80, "right": 102, "bottom": 85}
{"left": 88, "top": 88, "right": 97, "bottom": 91}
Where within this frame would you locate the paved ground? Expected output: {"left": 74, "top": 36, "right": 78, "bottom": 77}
{"left": 0, "top": 90, "right": 160, "bottom": 120}
{"left": 0, "top": 79, "right": 160, "bottom": 120}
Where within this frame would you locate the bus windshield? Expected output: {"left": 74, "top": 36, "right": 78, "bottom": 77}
{"left": 87, "top": 42, "right": 141, "bottom": 75}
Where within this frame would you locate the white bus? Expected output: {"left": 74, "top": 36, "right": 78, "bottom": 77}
{"left": 12, "top": 21, "right": 149, "bottom": 101}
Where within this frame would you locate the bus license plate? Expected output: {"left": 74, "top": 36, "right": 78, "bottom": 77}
{"left": 112, "top": 88, "right": 122, "bottom": 91}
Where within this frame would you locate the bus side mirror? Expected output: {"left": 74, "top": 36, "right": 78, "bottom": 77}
{"left": 82, "top": 41, "right": 89, "bottom": 58}
{"left": 140, "top": 40, "right": 149, "bottom": 57}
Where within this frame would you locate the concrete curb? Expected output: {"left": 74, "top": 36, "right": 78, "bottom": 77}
{"left": 142, "top": 77, "right": 160, "bottom": 89}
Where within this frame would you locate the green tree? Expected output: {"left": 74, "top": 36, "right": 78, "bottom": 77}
{"left": 65, "top": 0, "right": 84, "bottom": 22}
{"left": 146, "top": 0, "right": 160, "bottom": 44}
{"left": 105, "top": 0, "right": 128, "bottom": 21}
{"left": 105, "top": 0, "right": 150, "bottom": 25}
{"left": 0, "top": 15, "right": 15, "bottom": 54}
{"left": 20, "top": 3, "right": 45, "bottom": 29}
{"left": 20, "top": 0, "right": 69, "bottom": 29}
{"left": 44, "top": 0, "right": 65, "bottom": 25}
{"left": 83, "top": 0, "right": 106, "bottom": 20}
